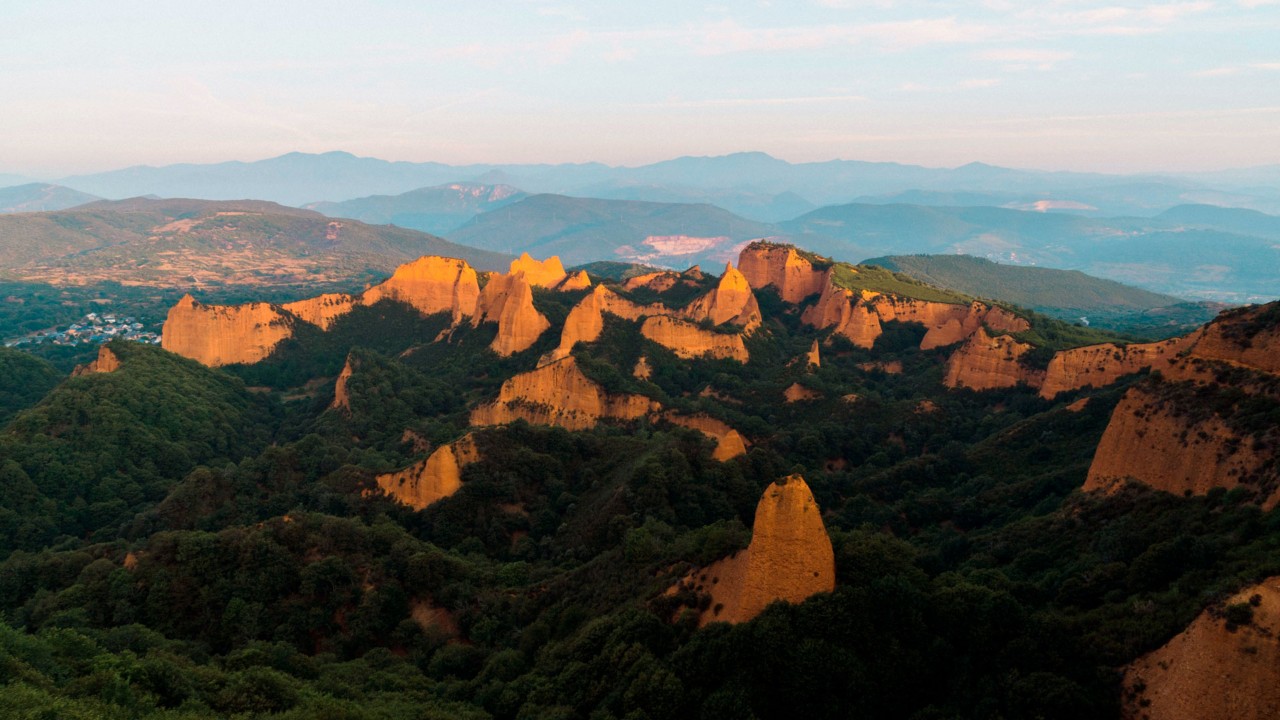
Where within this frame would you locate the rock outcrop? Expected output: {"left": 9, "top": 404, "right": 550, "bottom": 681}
{"left": 1121, "top": 577, "right": 1280, "bottom": 720}
{"left": 72, "top": 345, "right": 122, "bottom": 376}
{"left": 282, "top": 293, "right": 359, "bottom": 330}
{"left": 665, "top": 413, "right": 749, "bottom": 461}
{"left": 542, "top": 285, "right": 661, "bottom": 365}
{"left": 801, "top": 283, "right": 882, "bottom": 348}
{"left": 331, "top": 354, "right": 354, "bottom": 412}
{"left": 738, "top": 242, "right": 827, "bottom": 303}
{"left": 470, "top": 356, "right": 658, "bottom": 431}
{"left": 373, "top": 434, "right": 480, "bottom": 510}
{"left": 1084, "top": 385, "right": 1275, "bottom": 506}
{"left": 508, "top": 252, "right": 567, "bottom": 288}
{"left": 784, "top": 383, "right": 822, "bottom": 403}
{"left": 679, "top": 475, "right": 835, "bottom": 626}
{"left": 557, "top": 270, "right": 592, "bottom": 291}
{"left": 805, "top": 340, "right": 821, "bottom": 369}
{"left": 682, "top": 263, "right": 762, "bottom": 332}
{"left": 361, "top": 255, "right": 480, "bottom": 321}
{"left": 640, "top": 316, "right": 749, "bottom": 363}
{"left": 473, "top": 272, "right": 550, "bottom": 356}
{"left": 1039, "top": 335, "right": 1198, "bottom": 399}
{"left": 1084, "top": 302, "right": 1280, "bottom": 506}
{"left": 633, "top": 355, "right": 652, "bottom": 380}
{"left": 161, "top": 295, "right": 295, "bottom": 367}
{"left": 943, "top": 328, "right": 1042, "bottom": 391}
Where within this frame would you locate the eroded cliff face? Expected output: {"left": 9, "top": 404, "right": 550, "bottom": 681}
{"left": 72, "top": 346, "right": 122, "bottom": 376}
{"left": 738, "top": 242, "right": 828, "bottom": 303}
{"left": 1121, "top": 577, "right": 1280, "bottom": 720}
{"left": 665, "top": 413, "right": 749, "bottom": 461}
{"left": 805, "top": 340, "right": 821, "bottom": 369}
{"left": 1083, "top": 301, "right": 1279, "bottom": 506}
{"left": 640, "top": 316, "right": 749, "bottom": 363}
{"left": 1085, "top": 385, "right": 1274, "bottom": 505}
{"left": 1039, "top": 335, "right": 1198, "bottom": 399}
{"left": 801, "top": 283, "right": 882, "bottom": 348}
{"left": 161, "top": 295, "right": 295, "bottom": 367}
{"left": 474, "top": 272, "right": 551, "bottom": 356}
{"left": 509, "top": 252, "right": 568, "bottom": 288}
{"left": 682, "top": 263, "right": 762, "bottom": 332}
{"left": 942, "top": 328, "right": 1043, "bottom": 391}
{"left": 681, "top": 475, "right": 835, "bottom": 626}
{"left": 373, "top": 434, "right": 481, "bottom": 511}
{"left": 470, "top": 356, "right": 658, "bottom": 431}
{"left": 542, "top": 285, "right": 661, "bottom": 365}
{"left": 282, "top": 293, "right": 359, "bottom": 330}
{"left": 362, "top": 255, "right": 481, "bottom": 321}
{"left": 331, "top": 354, "right": 354, "bottom": 412}
{"left": 557, "top": 270, "right": 592, "bottom": 291}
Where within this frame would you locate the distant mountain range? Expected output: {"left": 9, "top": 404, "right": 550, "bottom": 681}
{"left": 39, "top": 150, "right": 1280, "bottom": 217}
{"left": 0, "top": 198, "right": 510, "bottom": 289}
{"left": 445, "top": 194, "right": 779, "bottom": 267}
{"left": 304, "top": 183, "right": 529, "bottom": 236}
{"left": 0, "top": 183, "right": 101, "bottom": 214}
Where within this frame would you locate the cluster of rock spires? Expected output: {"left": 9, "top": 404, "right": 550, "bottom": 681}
{"left": 160, "top": 239, "right": 1277, "bottom": 514}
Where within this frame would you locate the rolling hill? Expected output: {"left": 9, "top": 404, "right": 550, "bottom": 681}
{"left": 781, "top": 203, "right": 1280, "bottom": 303}
{"left": 306, "top": 182, "right": 529, "bottom": 235}
{"left": 0, "top": 197, "right": 511, "bottom": 289}
{"left": 0, "top": 183, "right": 100, "bottom": 213}
{"left": 866, "top": 254, "right": 1224, "bottom": 335}
{"left": 445, "top": 193, "right": 780, "bottom": 267}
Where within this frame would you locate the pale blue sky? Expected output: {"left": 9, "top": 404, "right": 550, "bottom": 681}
{"left": 2, "top": 0, "right": 1279, "bottom": 176}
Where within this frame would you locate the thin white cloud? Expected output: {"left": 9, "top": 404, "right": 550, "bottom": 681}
{"left": 632, "top": 94, "right": 868, "bottom": 108}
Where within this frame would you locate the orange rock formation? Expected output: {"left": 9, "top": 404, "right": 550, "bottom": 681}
{"left": 942, "top": 328, "right": 1043, "bottom": 391}
{"left": 784, "top": 383, "right": 822, "bottom": 403}
{"left": 1039, "top": 335, "right": 1197, "bottom": 399}
{"left": 470, "top": 356, "right": 658, "bottom": 431}
{"left": 508, "top": 252, "right": 567, "bottom": 288}
{"left": 738, "top": 242, "right": 828, "bottom": 303}
{"left": 801, "top": 283, "right": 883, "bottom": 348}
{"left": 1084, "top": 302, "right": 1279, "bottom": 505}
{"left": 373, "top": 434, "right": 480, "bottom": 510}
{"left": 361, "top": 255, "right": 480, "bottom": 321}
{"left": 161, "top": 295, "right": 295, "bottom": 367}
{"left": 473, "top": 272, "right": 550, "bottom": 356}
{"left": 282, "top": 293, "right": 358, "bottom": 330}
{"left": 665, "top": 413, "right": 749, "bottom": 461}
{"left": 556, "top": 270, "right": 592, "bottom": 291}
{"left": 1085, "top": 385, "right": 1275, "bottom": 506}
{"left": 1121, "top": 577, "right": 1280, "bottom": 720}
{"left": 805, "top": 340, "right": 821, "bottom": 369}
{"left": 682, "top": 263, "right": 762, "bottom": 332}
{"left": 331, "top": 354, "right": 354, "bottom": 412}
{"left": 542, "top": 285, "right": 661, "bottom": 365}
{"left": 683, "top": 475, "right": 835, "bottom": 625}
{"left": 633, "top": 355, "right": 652, "bottom": 380}
{"left": 72, "top": 345, "right": 122, "bottom": 376}
{"left": 640, "top": 316, "right": 749, "bottom": 363}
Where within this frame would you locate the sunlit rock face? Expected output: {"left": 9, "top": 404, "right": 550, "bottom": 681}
{"left": 942, "top": 328, "right": 1042, "bottom": 391}
{"left": 1084, "top": 302, "right": 1280, "bottom": 506}
{"left": 665, "top": 413, "right": 748, "bottom": 461}
{"left": 372, "top": 435, "right": 480, "bottom": 510}
{"left": 679, "top": 475, "right": 836, "bottom": 626}
{"left": 1121, "top": 577, "right": 1280, "bottom": 720}
{"left": 508, "top": 252, "right": 568, "bottom": 288}
{"left": 474, "top": 271, "right": 550, "bottom": 356}
{"left": 282, "top": 293, "right": 359, "bottom": 331}
{"left": 639, "top": 316, "right": 749, "bottom": 362}
{"left": 161, "top": 295, "right": 295, "bottom": 367}
{"left": 470, "top": 356, "right": 658, "bottom": 431}
{"left": 1039, "top": 335, "right": 1198, "bottom": 399}
{"left": 737, "top": 242, "right": 827, "bottom": 304}
{"left": 360, "top": 255, "right": 481, "bottom": 321}
{"left": 72, "top": 345, "right": 122, "bottom": 376}
{"left": 682, "top": 263, "right": 762, "bottom": 332}
{"left": 331, "top": 353, "right": 355, "bottom": 412}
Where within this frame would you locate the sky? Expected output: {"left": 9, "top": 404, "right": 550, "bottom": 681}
{"left": 1, "top": 0, "right": 1279, "bottom": 177}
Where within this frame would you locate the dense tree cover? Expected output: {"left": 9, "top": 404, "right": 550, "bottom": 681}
{"left": 0, "top": 280, "right": 1272, "bottom": 718}
{"left": 0, "top": 347, "right": 61, "bottom": 424}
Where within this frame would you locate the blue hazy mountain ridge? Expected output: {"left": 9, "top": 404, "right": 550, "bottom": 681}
{"left": 444, "top": 193, "right": 779, "bottom": 267}
{"left": 777, "top": 202, "right": 1280, "bottom": 303}
{"left": 48, "top": 150, "right": 1280, "bottom": 215}
{"left": 0, "top": 183, "right": 102, "bottom": 214}
{"left": 303, "top": 183, "right": 530, "bottom": 236}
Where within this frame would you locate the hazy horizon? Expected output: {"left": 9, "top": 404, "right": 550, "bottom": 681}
{"left": 3, "top": 1, "right": 1279, "bottom": 178}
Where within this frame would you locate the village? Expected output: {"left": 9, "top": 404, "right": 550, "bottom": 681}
{"left": 3, "top": 311, "right": 160, "bottom": 348}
